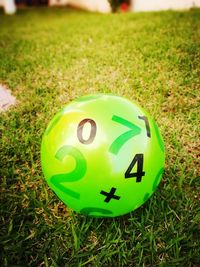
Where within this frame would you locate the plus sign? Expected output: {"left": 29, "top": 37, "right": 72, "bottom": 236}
{"left": 100, "top": 187, "right": 121, "bottom": 203}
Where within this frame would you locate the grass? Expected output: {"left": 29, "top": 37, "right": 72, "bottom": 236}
{"left": 0, "top": 6, "right": 199, "bottom": 267}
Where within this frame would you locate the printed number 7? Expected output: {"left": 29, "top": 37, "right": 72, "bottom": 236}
{"left": 109, "top": 115, "right": 151, "bottom": 155}
{"left": 109, "top": 115, "right": 141, "bottom": 155}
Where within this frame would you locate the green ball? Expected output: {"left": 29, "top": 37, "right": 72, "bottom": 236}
{"left": 41, "top": 94, "right": 165, "bottom": 218}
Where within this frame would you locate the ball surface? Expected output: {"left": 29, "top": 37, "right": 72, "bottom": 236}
{"left": 41, "top": 94, "right": 165, "bottom": 217}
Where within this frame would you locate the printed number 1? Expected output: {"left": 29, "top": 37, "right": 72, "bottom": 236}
{"left": 138, "top": 116, "right": 151, "bottom": 138}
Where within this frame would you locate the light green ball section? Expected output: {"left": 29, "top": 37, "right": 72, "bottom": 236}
{"left": 41, "top": 94, "right": 165, "bottom": 218}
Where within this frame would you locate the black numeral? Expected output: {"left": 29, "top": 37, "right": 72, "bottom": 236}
{"left": 125, "top": 154, "right": 145, "bottom": 182}
{"left": 138, "top": 116, "right": 151, "bottom": 138}
{"left": 77, "top": 118, "right": 97, "bottom": 144}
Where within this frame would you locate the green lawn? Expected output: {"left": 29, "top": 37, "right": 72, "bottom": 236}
{"left": 0, "top": 7, "right": 199, "bottom": 267}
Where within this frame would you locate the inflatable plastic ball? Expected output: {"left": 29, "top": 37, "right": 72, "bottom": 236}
{"left": 41, "top": 94, "right": 165, "bottom": 218}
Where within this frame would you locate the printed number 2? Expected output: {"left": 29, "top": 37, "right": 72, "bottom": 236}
{"left": 125, "top": 154, "right": 145, "bottom": 182}
{"left": 50, "top": 145, "right": 87, "bottom": 199}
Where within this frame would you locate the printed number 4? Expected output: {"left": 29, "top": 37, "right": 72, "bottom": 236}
{"left": 125, "top": 154, "right": 145, "bottom": 182}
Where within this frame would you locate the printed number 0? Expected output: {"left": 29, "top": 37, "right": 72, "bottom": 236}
{"left": 77, "top": 119, "right": 97, "bottom": 144}
{"left": 77, "top": 115, "right": 150, "bottom": 149}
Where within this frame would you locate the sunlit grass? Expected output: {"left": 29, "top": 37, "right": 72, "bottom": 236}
{"left": 0, "top": 7, "right": 199, "bottom": 267}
